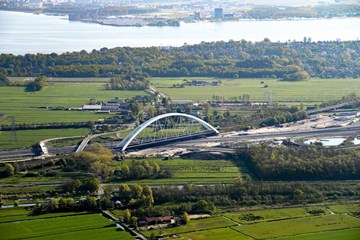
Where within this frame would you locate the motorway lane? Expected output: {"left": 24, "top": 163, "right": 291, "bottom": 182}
{"left": 1, "top": 124, "right": 360, "bottom": 160}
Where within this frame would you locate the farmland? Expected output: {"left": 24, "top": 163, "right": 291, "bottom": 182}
{"left": 328, "top": 204, "right": 360, "bottom": 214}
{"left": 0, "top": 128, "right": 89, "bottom": 150}
{"left": 150, "top": 77, "right": 360, "bottom": 105}
{"left": 0, "top": 208, "right": 132, "bottom": 240}
{"left": 176, "top": 228, "right": 251, "bottom": 240}
{"left": 0, "top": 82, "right": 146, "bottom": 124}
{"left": 139, "top": 204, "right": 360, "bottom": 240}
{"left": 142, "top": 216, "right": 236, "bottom": 237}
{"left": 232, "top": 214, "right": 360, "bottom": 239}
{"left": 111, "top": 157, "right": 251, "bottom": 185}
{"left": 278, "top": 228, "right": 360, "bottom": 240}
{"left": 223, "top": 206, "right": 331, "bottom": 224}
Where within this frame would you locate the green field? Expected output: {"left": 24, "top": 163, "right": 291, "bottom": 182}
{"left": 176, "top": 227, "right": 251, "bottom": 240}
{"left": 0, "top": 128, "right": 89, "bottom": 150}
{"left": 0, "top": 82, "right": 146, "bottom": 124}
{"left": 150, "top": 77, "right": 360, "bottom": 104}
{"left": 0, "top": 177, "right": 65, "bottom": 195}
{"left": 278, "top": 228, "right": 360, "bottom": 240}
{"left": 113, "top": 158, "right": 250, "bottom": 184}
{"left": 223, "top": 206, "right": 330, "bottom": 224}
{"left": 328, "top": 204, "right": 360, "bottom": 214}
{"left": 159, "top": 205, "right": 360, "bottom": 240}
{"left": 232, "top": 214, "right": 360, "bottom": 239}
{"left": 142, "top": 216, "right": 236, "bottom": 237}
{"left": 0, "top": 209, "right": 132, "bottom": 240}
{"left": 0, "top": 208, "right": 89, "bottom": 223}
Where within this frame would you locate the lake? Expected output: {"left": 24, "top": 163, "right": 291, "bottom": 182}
{"left": 305, "top": 137, "right": 360, "bottom": 146}
{"left": 0, "top": 10, "right": 359, "bottom": 55}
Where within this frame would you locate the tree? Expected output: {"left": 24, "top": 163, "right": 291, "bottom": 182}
{"left": 131, "top": 184, "right": 143, "bottom": 199}
{"left": 49, "top": 198, "right": 59, "bottom": 211}
{"left": 130, "top": 216, "right": 138, "bottom": 228}
{"left": 74, "top": 143, "right": 113, "bottom": 178}
{"left": 121, "top": 165, "right": 130, "bottom": 178}
{"left": 4, "top": 164, "right": 15, "bottom": 177}
{"left": 143, "top": 185, "right": 154, "bottom": 206}
{"left": 87, "top": 196, "right": 98, "bottom": 209}
{"left": 193, "top": 200, "right": 208, "bottom": 212}
{"left": 182, "top": 212, "right": 190, "bottom": 224}
{"left": 82, "top": 177, "right": 100, "bottom": 193}
{"left": 118, "top": 183, "right": 131, "bottom": 202}
{"left": 28, "top": 76, "right": 47, "bottom": 91}
{"left": 0, "top": 72, "right": 10, "bottom": 86}
{"left": 203, "top": 103, "right": 212, "bottom": 118}
{"left": 123, "top": 209, "right": 131, "bottom": 223}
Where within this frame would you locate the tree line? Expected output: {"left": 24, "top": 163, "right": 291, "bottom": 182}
{"left": 237, "top": 145, "right": 360, "bottom": 180}
{"left": 114, "top": 160, "right": 173, "bottom": 180}
{"left": 113, "top": 180, "right": 359, "bottom": 217}
{"left": 0, "top": 39, "right": 359, "bottom": 80}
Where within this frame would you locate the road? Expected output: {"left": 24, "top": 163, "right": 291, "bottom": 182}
{"left": 1, "top": 124, "right": 360, "bottom": 161}
{"left": 306, "top": 101, "right": 356, "bottom": 115}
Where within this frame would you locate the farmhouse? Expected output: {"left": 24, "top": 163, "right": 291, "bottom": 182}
{"left": 81, "top": 98, "right": 131, "bottom": 113}
{"left": 137, "top": 215, "right": 175, "bottom": 227}
{"left": 82, "top": 104, "right": 102, "bottom": 111}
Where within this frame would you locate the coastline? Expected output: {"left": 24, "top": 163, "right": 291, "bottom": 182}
{"left": 1, "top": 8, "right": 359, "bottom": 28}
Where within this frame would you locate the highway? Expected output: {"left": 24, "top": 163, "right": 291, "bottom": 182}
{"left": 1, "top": 124, "right": 360, "bottom": 161}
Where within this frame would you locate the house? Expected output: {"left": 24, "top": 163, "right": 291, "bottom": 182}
{"left": 170, "top": 99, "right": 192, "bottom": 105}
{"left": 101, "top": 105, "right": 120, "bottom": 111}
{"left": 82, "top": 104, "right": 102, "bottom": 111}
{"left": 137, "top": 216, "right": 175, "bottom": 227}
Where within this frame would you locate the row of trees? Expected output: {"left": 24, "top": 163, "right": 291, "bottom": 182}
{"left": 114, "top": 160, "right": 172, "bottom": 180}
{"left": 62, "top": 178, "right": 100, "bottom": 194}
{"left": 117, "top": 183, "right": 154, "bottom": 208}
{"left": 151, "top": 181, "right": 359, "bottom": 207}
{"left": 106, "top": 75, "right": 149, "bottom": 90}
{"left": 0, "top": 40, "right": 359, "bottom": 79}
{"left": 112, "top": 180, "right": 359, "bottom": 220}
{"left": 238, "top": 145, "right": 360, "bottom": 180}
{"left": 209, "top": 106, "right": 306, "bottom": 129}
{"left": 32, "top": 196, "right": 98, "bottom": 214}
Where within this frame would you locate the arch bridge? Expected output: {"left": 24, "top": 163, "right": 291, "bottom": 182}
{"left": 115, "top": 113, "right": 219, "bottom": 152}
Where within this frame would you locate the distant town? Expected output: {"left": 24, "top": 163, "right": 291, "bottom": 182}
{"left": 1, "top": 0, "right": 359, "bottom": 27}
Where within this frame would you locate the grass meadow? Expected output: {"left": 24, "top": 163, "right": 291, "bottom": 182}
{"left": 150, "top": 77, "right": 360, "bottom": 104}
{"left": 0, "top": 82, "right": 145, "bottom": 124}
{"left": 0, "top": 128, "right": 89, "bottom": 150}
{"left": 0, "top": 209, "right": 132, "bottom": 240}
{"left": 328, "top": 204, "right": 360, "bottom": 214}
{"left": 277, "top": 228, "right": 360, "bottom": 240}
{"left": 223, "top": 206, "right": 330, "bottom": 224}
{"left": 232, "top": 214, "right": 360, "bottom": 239}
{"left": 142, "top": 204, "right": 360, "bottom": 240}
{"left": 112, "top": 158, "right": 248, "bottom": 185}
{"left": 176, "top": 227, "right": 251, "bottom": 240}
{"left": 142, "top": 216, "right": 236, "bottom": 237}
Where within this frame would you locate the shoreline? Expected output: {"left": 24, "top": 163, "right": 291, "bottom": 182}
{"left": 1, "top": 8, "right": 359, "bottom": 28}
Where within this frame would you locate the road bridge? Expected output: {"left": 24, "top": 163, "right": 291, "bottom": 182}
{"left": 1, "top": 123, "right": 360, "bottom": 161}
{"left": 115, "top": 113, "right": 219, "bottom": 152}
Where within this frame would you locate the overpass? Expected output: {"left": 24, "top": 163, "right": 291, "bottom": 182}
{"left": 115, "top": 113, "right": 219, "bottom": 152}
{"left": 1, "top": 121, "right": 360, "bottom": 161}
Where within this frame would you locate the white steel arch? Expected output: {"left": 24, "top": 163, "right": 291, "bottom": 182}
{"left": 116, "top": 113, "right": 219, "bottom": 151}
